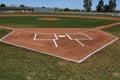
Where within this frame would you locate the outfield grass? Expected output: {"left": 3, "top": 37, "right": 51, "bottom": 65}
{"left": 0, "top": 25, "right": 120, "bottom": 80}
{"left": 0, "top": 16, "right": 117, "bottom": 28}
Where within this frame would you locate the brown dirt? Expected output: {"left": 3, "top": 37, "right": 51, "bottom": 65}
{"left": 0, "top": 28, "right": 118, "bottom": 62}
{"left": 95, "top": 22, "right": 120, "bottom": 30}
{"left": 0, "top": 14, "right": 120, "bottom": 62}
{"left": 37, "top": 18, "right": 60, "bottom": 21}
{"left": 0, "top": 14, "right": 120, "bottom": 21}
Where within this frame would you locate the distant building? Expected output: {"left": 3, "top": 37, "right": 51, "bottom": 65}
{"left": 0, "top": 7, "right": 34, "bottom": 13}
{"left": 34, "top": 7, "right": 55, "bottom": 13}
{"left": 0, "top": 7, "right": 55, "bottom": 13}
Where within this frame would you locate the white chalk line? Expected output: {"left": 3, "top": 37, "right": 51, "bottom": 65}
{"left": 77, "top": 37, "right": 119, "bottom": 63}
{"left": 33, "top": 33, "right": 58, "bottom": 47}
{"left": 34, "top": 33, "right": 91, "bottom": 47}
{"left": 98, "top": 30, "right": 119, "bottom": 39}
{"left": 66, "top": 32, "right": 93, "bottom": 40}
{"left": 66, "top": 33, "right": 73, "bottom": 40}
{"left": 0, "top": 30, "right": 15, "bottom": 41}
{"left": 53, "top": 39, "right": 58, "bottom": 47}
{"left": 66, "top": 33, "right": 85, "bottom": 46}
{"left": 35, "top": 39, "right": 54, "bottom": 40}
{"left": 0, "top": 36, "right": 118, "bottom": 63}
{"left": 80, "top": 33, "right": 93, "bottom": 40}
{"left": 75, "top": 39, "right": 85, "bottom": 46}
{"left": 34, "top": 33, "right": 86, "bottom": 47}
{"left": 54, "top": 33, "right": 58, "bottom": 40}
{"left": 33, "top": 32, "right": 37, "bottom": 40}
{"left": 37, "top": 33, "right": 55, "bottom": 34}
{"left": 34, "top": 33, "right": 57, "bottom": 40}
{"left": 0, "top": 26, "right": 119, "bottom": 63}
{"left": 0, "top": 40, "right": 78, "bottom": 63}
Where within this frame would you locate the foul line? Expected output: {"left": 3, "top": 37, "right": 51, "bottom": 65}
{"left": 0, "top": 29, "right": 119, "bottom": 63}
{"left": 77, "top": 37, "right": 119, "bottom": 63}
{"left": 0, "top": 40, "right": 79, "bottom": 63}
{"left": 98, "top": 30, "right": 119, "bottom": 39}
{"left": 0, "top": 30, "right": 15, "bottom": 41}
{"left": 1, "top": 36, "right": 118, "bottom": 63}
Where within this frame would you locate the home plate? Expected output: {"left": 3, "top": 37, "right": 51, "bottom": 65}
{"left": 58, "top": 35, "right": 66, "bottom": 38}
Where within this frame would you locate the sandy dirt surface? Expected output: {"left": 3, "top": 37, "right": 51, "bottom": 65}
{"left": 37, "top": 18, "right": 60, "bottom": 21}
{"left": 0, "top": 14, "right": 120, "bottom": 21}
{"left": 0, "top": 14, "right": 120, "bottom": 62}
{"left": 0, "top": 28, "right": 118, "bottom": 62}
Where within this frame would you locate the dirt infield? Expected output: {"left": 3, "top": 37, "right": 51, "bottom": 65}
{"left": 0, "top": 14, "right": 120, "bottom": 63}
{"left": 37, "top": 18, "right": 60, "bottom": 21}
{"left": 0, "top": 26, "right": 119, "bottom": 62}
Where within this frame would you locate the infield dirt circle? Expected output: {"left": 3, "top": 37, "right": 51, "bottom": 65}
{"left": 37, "top": 18, "right": 60, "bottom": 21}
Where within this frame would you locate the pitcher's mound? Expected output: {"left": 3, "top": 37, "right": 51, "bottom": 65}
{"left": 37, "top": 18, "right": 60, "bottom": 21}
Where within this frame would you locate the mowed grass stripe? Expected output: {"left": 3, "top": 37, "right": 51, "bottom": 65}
{"left": 0, "top": 16, "right": 117, "bottom": 28}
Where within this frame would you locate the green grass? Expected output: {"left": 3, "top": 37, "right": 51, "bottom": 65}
{"left": 0, "top": 25, "right": 120, "bottom": 80}
{"left": 0, "top": 29, "right": 11, "bottom": 38}
{"left": 0, "top": 15, "right": 120, "bottom": 80}
{"left": 0, "top": 16, "right": 117, "bottom": 28}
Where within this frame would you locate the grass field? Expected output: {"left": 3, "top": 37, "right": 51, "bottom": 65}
{"left": 0, "top": 16, "right": 117, "bottom": 28}
{"left": 0, "top": 29, "right": 11, "bottom": 38}
{"left": 0, "top": 15, "right": 120, "bottom": 80}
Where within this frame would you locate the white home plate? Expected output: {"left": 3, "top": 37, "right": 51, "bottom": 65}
{"left": 58, "top": 35, "right": 66, "bottom": 38}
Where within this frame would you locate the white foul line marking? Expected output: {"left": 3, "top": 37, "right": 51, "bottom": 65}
{"left": 53, "top": 39, "right": 58, "bottom": 47}
{"left": 77, "top": 37, "right": 119, "bottom": 63}
{"left": 75, "top": 39, "right": 85, "bottom": 46}
{"left": 33, "top": 33, "right": 37, "bottom": 40}
{"left": 0, "top": 30, "right": 15, "bottom": 41}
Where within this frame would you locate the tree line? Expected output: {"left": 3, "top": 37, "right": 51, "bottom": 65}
{"left": 0, "top": 3, "right": 26, "bottom": 7}
{"left": 0, "top": 0, "right": 117, "bottom": 12}
{"left": 84, "top": 0, "right": 117, "bottom": 12}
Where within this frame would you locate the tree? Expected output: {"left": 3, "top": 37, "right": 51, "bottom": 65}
{"left": 108, "top": 0, "right": 116, "bottom": 12}
{"left": 64, "top": 8, "right": 71, "bottom": 11}
{"left": 0, "top": 3, "right": 6, "bottom": 7}
{"left": 83, "top": 0, "right": 92, "bottom": 12}
{"left": 104, "top": 4, "right": 110, "bottom": 12}
{"left": 96, "top": 0, "right": 104, "bottom": 12}
{"left": 42, "top": 6, "right": 46, "bottom": 8}
{"left": 20, "top": 4, "right": 25, "bottom": 7}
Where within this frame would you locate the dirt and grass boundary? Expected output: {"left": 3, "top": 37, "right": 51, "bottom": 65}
{"left": 0, "top": 15, "right": 120, "bottom": 62}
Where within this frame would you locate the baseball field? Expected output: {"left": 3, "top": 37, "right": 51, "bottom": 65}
{"left": 0, "top": 13, "right": 120, "bottom": 80}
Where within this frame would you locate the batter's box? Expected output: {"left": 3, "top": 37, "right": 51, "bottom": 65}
{"left": 33, "top": 33, "right": 58, "bottom": 40}
{"left": 66, "top": 33, "right": 93, "bottom": 40}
